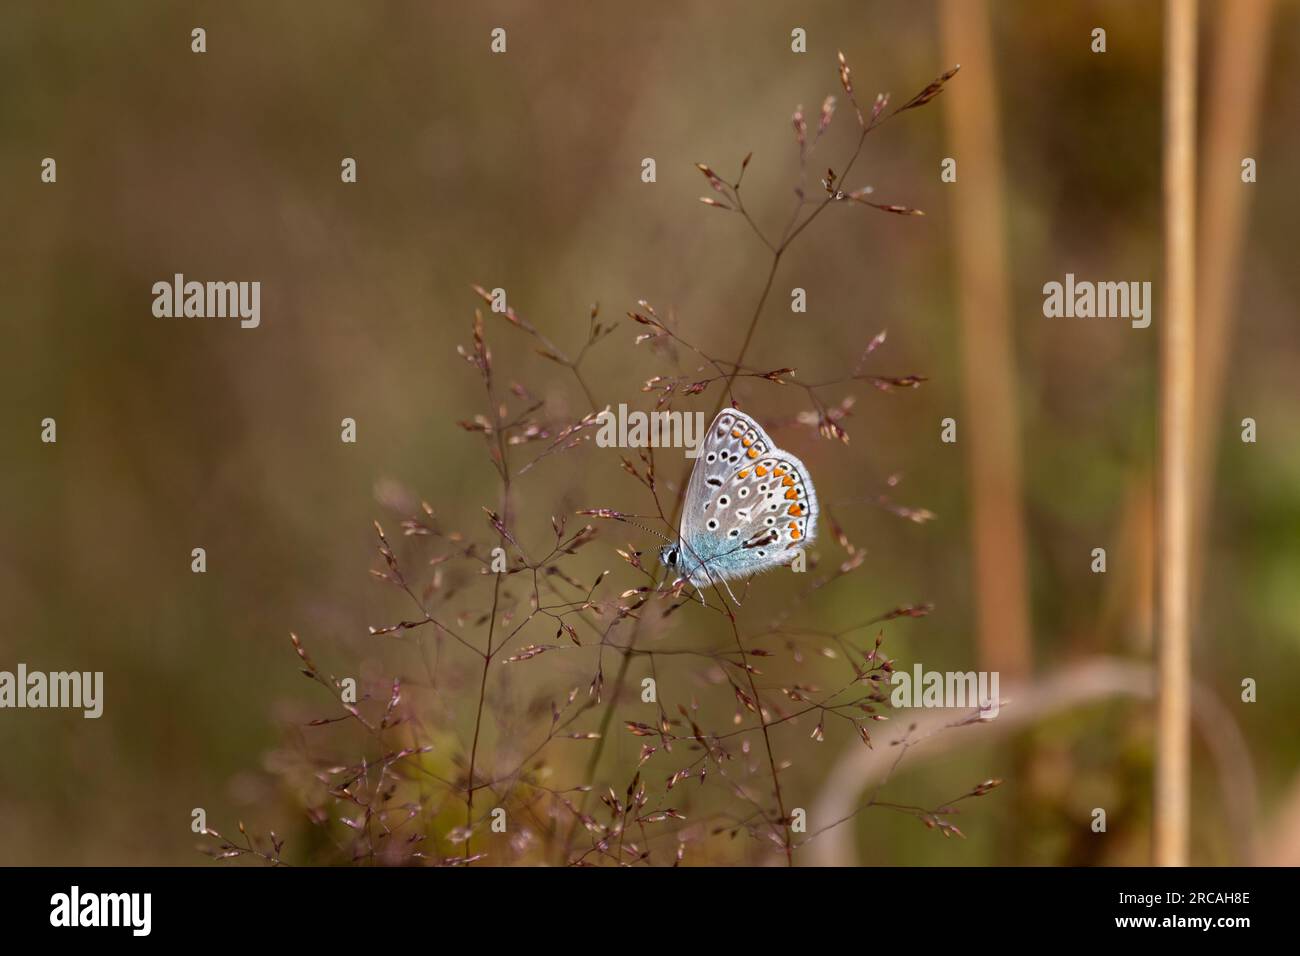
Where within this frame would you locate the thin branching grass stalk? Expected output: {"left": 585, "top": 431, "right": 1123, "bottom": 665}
{"left": 200, "top": 53, "right": 988, "bottom": 868}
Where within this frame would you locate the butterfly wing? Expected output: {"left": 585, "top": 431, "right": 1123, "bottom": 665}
{"left": 678, "top": 408, "right": 818, "bottom": 587}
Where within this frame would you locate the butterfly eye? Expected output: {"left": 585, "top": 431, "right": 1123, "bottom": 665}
{"left": 667, "top": 548, "right": 678, "bottom": 565}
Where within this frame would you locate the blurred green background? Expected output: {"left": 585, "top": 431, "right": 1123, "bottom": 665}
{"left": 2, "top": 0, "right": 1297, "bottom": 865}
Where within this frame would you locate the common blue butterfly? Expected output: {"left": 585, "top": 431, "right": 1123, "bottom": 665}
{"left": 660, "top": 407, "right": 818, "bottom": 594}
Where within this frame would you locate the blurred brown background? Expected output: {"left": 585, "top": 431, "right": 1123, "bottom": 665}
{"left": 1, "top": 0, "right": 1297, "bottom": 865}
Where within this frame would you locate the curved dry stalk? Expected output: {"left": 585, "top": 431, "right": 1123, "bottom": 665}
{"left": 805, "top": 657, "right": 1257, "bottom": 866}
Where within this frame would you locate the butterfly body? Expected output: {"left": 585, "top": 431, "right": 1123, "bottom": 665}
{"left": 662, "top": 408, "right": 818, "bottom": 591}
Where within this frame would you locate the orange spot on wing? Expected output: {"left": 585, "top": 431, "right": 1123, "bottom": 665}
{"left": 742, "top": 437, "right": 752, "bottom": 447}
{"left": 790, "top": 526, "right": 802, "bottom": 540}
{"left": 773, "top": 467, "right": 787, "bottom": 477}
{"left": 755, "top": 466, "right": 768, "bottom": 477}
{"left": 781, "top": 475, "right": 795, "bottom": 487}
{"left": 737, "top": 469, "right": 750, "bottom": 478}
{"left": 785, "top": 488, "right": 799, "bottom": 500}
{"left": 747, "top": 448, "right": 758, "bottom": 459}
{"left": 731, "top": 429, "right": 742, "bottom": 438}
{"left": 788, "top": 504, "right": 803, "bottom": 516}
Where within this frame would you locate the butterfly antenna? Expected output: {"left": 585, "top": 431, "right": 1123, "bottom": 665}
{"left": 613, "top": 516, "right": 675, "bottom": 545}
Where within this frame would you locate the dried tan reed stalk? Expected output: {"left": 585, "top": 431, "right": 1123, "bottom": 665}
{"left": 1190, "top": 0, "right": 1274, "bottom": 604}
{"left": 940, "top": 0, "right": 1033, "bottom": 680}
{"left": 1155, "top": 0, "right": 1198, "bottom": 868}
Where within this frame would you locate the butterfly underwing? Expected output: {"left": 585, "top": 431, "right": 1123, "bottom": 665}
{"left": 660, "top": 407, "right": 818, "bottom": 590}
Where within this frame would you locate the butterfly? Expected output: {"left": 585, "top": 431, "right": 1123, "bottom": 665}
{"left": 660, "top": 407, "right": 818, "bottom": 599}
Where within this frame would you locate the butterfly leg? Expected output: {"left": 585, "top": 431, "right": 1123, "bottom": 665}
{"left": 721, "top": 577, "right": 742, "bottom": 607}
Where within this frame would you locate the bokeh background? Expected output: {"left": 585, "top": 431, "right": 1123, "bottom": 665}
{"left": 2, "top": 0, "right": 1297, "bottom": 865}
